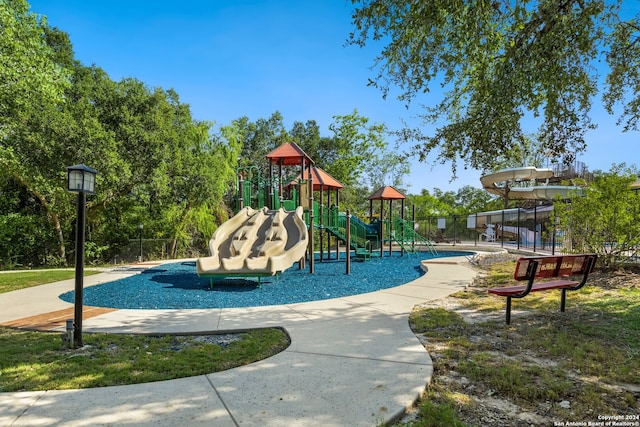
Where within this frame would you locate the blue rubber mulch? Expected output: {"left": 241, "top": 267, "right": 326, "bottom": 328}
{"left": 60, "top": 251, "right": 472, "bottom": 309}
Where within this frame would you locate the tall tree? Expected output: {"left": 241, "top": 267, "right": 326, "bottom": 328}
{"left": 326, "top": 109, "right": 388, "bottom": 188}
{"left": 553, "top": 164, "right": 640, "bottom": 267}
{"left": 290, "top": 120, "right": 321, "bottom": 156}
{"left": 349, "top": 1, "right": 637, "bottom": 176}
{"left": 604, "top": 9, "right": 640, "bottom": 131}
{"left": 236, "top": 112, "right": 289, "bottom": 176}
{"left": 364, "top": 149, "right": 410, "bottom": 190}
{"left": 407, "top": 188, "right": 452, "bottom": 218}
{"left": 0, "top": 3, "right": 71, "bottom": 262}
{"left": 454, "top": 185, "right": 498, "bottom": 215}
{"left": 0, "top": 25, "right": 90, "bottom": 261}
{"left": 0, "top": 0, "right": 69, "bottom": 138}
{"left": 3, "top": 23, "right": 238, "bottom": 263}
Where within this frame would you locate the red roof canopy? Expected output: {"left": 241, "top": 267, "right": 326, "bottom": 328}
{"left": 287, "top": 166, "right": 344, "bottom": 190}
{"left": 368, "top": 186, "right": 406, "bottom": 200}
{"left": 266, "top": 142, "right": 314, "bottom": 166}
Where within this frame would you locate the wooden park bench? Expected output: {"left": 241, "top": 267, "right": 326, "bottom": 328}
{"left": 488, "top": 254, "right": 597, "bottom": 324}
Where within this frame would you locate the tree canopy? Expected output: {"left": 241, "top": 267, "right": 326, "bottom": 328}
{"left": 349, "top": 0, "right": 639, "bottom": 176}
{"left": 0, "top": 12, "right": 242, "bottom": 266}
{"left": 553, "top": 164, "right": 640, "bottom": 267}
{"left": 0, "top": 0, "right": 69, "bottom": 139}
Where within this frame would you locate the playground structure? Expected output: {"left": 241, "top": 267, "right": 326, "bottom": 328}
{"left": 368, "top": 185, "right": 436, "bottom": 257}
{"left": 197, "top": 142, "right": 436, "bottom": 281}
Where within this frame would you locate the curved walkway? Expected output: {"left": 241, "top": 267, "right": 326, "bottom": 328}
{"left": 0, "top": 256, "right": 477, "bottom": 427}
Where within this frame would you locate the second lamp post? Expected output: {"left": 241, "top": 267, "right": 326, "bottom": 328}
{"left": 138, "top": 222, "right": 144, "bottom": 262}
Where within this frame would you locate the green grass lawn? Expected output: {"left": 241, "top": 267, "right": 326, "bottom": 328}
{"left": 403, "top": 261, "right": 640, "bottom": 426}
{"left": 0, "top": 269, "right": 290, "bottom": 392}
{"left": 0, "top": 269, "right": 100, "bottom": 294}
{"left": 0, "top": 327, "right": 290, "bottom": 392}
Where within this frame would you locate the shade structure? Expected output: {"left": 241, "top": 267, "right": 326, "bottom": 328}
{"left": 266, "top": 141, "right": 316, "bottom": 273}
{"left": 286, "top": 165, "right": 344, "bottom": 190}
{"left": 368, "top": 185, "right": 406, "bottom": 200}
{"left": 368, "top": 186, "right": 407, "bottom": 258}
{"left": 266, "top": 142, "right": 314, "bottom": 166}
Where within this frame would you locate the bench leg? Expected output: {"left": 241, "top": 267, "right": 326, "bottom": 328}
{"left": 560, "top": 289, "right": 567, "bottom": 312}
{"left": 506, "top": 296, "right": 512, "bottom": 325}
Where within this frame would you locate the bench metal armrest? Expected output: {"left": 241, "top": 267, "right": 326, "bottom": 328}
{"left": 564, "top": 256, "right": 596, "bottom": 291}
{"left": 510, "top": 260, "right": 539, "bottom": 299}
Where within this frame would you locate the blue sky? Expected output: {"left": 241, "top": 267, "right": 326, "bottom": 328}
{"left": 28, "top": 0, "right": 638, "bottom": 194}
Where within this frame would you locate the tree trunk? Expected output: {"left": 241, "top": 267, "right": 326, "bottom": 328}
{"left": 50, "top": 211, "right": 66, "bottom": 261}
{"left": 169, "top": 237, "right": 178, "bottom": 258}
{"left": 169, "top": 203, "right": 192, "bottom": 258}
{"left": 13, "top": 173, "right": 67, "bottom": 262}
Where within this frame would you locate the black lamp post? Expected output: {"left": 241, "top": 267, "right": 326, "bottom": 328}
{"left": 66, "top": 163, "right": 97, "bottom": 348}
{"left": 138, "top": 223, "right": 144, "bottom": 262}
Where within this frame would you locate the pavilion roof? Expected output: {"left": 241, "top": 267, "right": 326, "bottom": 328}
{"left": 266, "top": 142, "right": 314, "bottom": 166}
{"left": 368, "top": 185, "right": 406, "bottom": 200}
{"left": 286, "top": 166, "right": 344, "bottom": 190}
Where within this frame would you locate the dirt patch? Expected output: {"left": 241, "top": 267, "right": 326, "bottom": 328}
{"left": 415, "top": 297, "right": 505, "bottom": 325}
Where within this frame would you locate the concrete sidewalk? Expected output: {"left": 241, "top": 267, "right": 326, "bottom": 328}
{"left": 0, "top": 257, "right": 477, "bottom": 427}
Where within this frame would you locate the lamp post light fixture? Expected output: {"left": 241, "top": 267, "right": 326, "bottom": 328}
{"left": 138, "top": 222, "right": 144, "bottom": 262}
{"left": 66, "top": 164, "right": 97, "bottom": 349}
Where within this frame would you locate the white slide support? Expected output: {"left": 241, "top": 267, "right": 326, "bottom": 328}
{"left": 482, "top": 224, "right": 539, "bottom": 245}
{"left": 196, "top": 206, "right": 308, "bottom": 278}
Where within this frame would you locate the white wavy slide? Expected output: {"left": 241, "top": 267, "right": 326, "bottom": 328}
{"left": 196, "top": 206, "right": 308, "bottom": 280}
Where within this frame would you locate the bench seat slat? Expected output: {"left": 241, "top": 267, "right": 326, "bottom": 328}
{"left": 487, "top": 254, "right": 597, "bottom": 325}
{"left": 488, "top": 280, "right": 578, "bottom": 296}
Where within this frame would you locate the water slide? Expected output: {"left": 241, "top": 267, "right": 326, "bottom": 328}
{"left": 480, "top": 166, "right": 583, "bottom": 199}
{"left": 476, "top": 167, "right": 586, "bottom": 245}
{"left": 196, "top": 206, "right": 308, "bottom": 278}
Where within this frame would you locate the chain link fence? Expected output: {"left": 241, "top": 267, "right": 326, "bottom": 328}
{"left": 110, "top": 239, "right": 175, "bottom": 264}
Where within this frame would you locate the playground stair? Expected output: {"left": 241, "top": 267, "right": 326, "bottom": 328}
{"left": 323, "top": 223, "right": 373, "bottom": 260}
{"left": 321, "top": 209, "right": 376, "bottom": 260}
{"left": 394, "top": 238, "right": 418, "bottom": 256}
{"left": 392, "top": 217, "right": 438, "bottom": 256}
